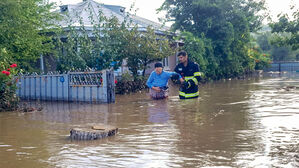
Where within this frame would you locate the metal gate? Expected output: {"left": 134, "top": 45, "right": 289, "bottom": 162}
{"left": 16, "top": 70, "right": 115, "bottom": 103}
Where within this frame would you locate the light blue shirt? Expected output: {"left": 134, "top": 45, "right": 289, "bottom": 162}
{"left": 146, "top": 71, "right": 181, "bottom": 88}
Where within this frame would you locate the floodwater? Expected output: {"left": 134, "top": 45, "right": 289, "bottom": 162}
{"left": 0, "top": 73, "right": 299, "bottom": 168}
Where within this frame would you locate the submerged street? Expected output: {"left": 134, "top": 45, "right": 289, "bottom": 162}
{"left": 0, "top": 73, "right": 298, "bottom": 168}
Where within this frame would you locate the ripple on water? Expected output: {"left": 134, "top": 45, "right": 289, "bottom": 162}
{"left": 241, "top": 76, "right": 299, "bottom": 167}
{"left": 21, "top": 147, "right": 37, "bottom": 149}
{"left": 0, "top": 144, "right": 12, "bottom": 147}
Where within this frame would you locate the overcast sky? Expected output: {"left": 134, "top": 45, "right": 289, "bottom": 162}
{"left": 50, "top": 0, "right": 298, "bottom": 24}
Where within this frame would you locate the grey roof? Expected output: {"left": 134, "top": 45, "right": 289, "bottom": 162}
{"left": 56, "top": 0, "right": 169, "bottom": 32}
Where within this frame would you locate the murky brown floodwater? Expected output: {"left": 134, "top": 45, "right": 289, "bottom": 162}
{"left": 1, "top": 73, "right": 299, "bottom": 168}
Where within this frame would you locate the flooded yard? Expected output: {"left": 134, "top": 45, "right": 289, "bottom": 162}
{"left": 0, "top": 73, "right": 299, "bottom": 168}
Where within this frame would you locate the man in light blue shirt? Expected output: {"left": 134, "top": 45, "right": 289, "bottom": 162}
{"left": 147, "top": 62, "right": 182, "bottom": 99}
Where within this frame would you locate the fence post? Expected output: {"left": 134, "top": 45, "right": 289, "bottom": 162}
{"left": 106, "top": 70, "right": 115, "bottom": 103}
{"left": 278, "top": 62, "right": 281, "bottom": 72}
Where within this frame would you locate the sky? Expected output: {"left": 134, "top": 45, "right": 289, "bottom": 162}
{"left": 50, "top": 0, "right": 298, "bottom": 24}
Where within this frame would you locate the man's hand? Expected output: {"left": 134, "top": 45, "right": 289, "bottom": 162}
{"left": 171, "top": 73, "right": 180, "bottom": 80}
{"left": 179, "top": 78, "right": 184, "bottom": 83}
{"left": 182, "top": 81, "right": 190, "bottom": 89}
{"left": 182, "top": 80, "right": 195, "bottom": 89}
{"left": 152, "top": 86, "right": 161, "bottom": 92}
{"left": 171, "top": 73, "right": 181, "bottom": 84}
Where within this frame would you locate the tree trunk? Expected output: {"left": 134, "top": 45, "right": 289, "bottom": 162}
{"left": 70, "top": 125, "right": 118, "bottom": 140}
{"left": 142, "top": 63, "right": 147, "bottom": 76}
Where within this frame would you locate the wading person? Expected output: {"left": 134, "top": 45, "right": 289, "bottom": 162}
{"left": 147, "top": 62, "right": 182, "bottom": 100}
{"left": 174, "top": 51, "right": 203, "bottom": 99}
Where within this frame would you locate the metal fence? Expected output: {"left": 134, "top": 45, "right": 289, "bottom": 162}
{"left": 264, "top": 62, "right": 299, "bottom": 72}
{"left": 16, "top": 70, "right": 115, "bottom": 103}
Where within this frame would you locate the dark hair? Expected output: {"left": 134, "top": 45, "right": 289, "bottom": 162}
{"left": 154, "top": 62, "right": 163, "bottom": 68}
{"left": 177, "top": 51, "right": 187, "bottom": 57}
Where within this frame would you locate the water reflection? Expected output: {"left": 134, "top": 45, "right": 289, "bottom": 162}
{"left": 19, "top": 102, "right": 113, "bottom": 124}
{"left": 0, "top": 73, "right": 299, "bottom": 167}
{"left": 147, "top": 100, "right": 169, "bottom": 123}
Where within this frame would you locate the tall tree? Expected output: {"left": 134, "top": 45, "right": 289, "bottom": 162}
{"left": 160, "top": 0, "right": 267, "bottom": 78}
{"left": 255, "top": 31, "right": 298, "bottom": 62}
{"left": 0, "top": 0, "right": 60, "bottom": 71}
{"left": 270, "top": 7, "right": 299, "bottom": 50}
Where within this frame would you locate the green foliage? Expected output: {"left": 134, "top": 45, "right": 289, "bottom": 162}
{"left": 256, "top": 32, "right": 272, "bottom": 51}
{"left": 0, "top": 0, "right": 58, "bottom": 110}
{"left": 0, "top": 0, "right": 60, "bottom": 72}
{"left": 179, "top": 32, "right": 218, "bottom": 79}
{"left": 255, "top": 31, "right": 299, "bottom": 61}
{"left": 247, "top": 47, "right": 270, "bottom": 70}
{"left": 270, "top": 46, "right": 291, "bottom": 61}
{"left": 115, "top": 72, "right": 147, "bottom": 94}
{"left": 55, "top": 27, "right": 87, "bottom": 71}
{"left": 55, "top": 10, "right": 118, "bottom": 72}
{"left": 56, "top": 6, "right": 174, "bottom": 79}
{"left": 180, "top": 32, "right": 207, "bottom": 68}
{"left": 270, "top": 7, "right": 299, "bottom": 50}
{"left": 0, "top": 49, "right": 20, "bottom": 112}
{"left": 109, "top": 26, "right": 174, "bottom": 77}
{"left": 160, "top": 0, "right": 267, "bottom": 79}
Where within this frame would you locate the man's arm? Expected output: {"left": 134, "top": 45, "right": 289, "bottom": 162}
{"left": 173, "top": 65, "right": 184, "bottom": 84}
{"left": 167, "top": 71, "right": 182, "bottom": 79}
{"left": 182, "top": 63, "right": 202, "bottom": 89}
{"left": 146, "top": 72, "right": 154, "bottom": 88}
{"left": 172, "top": 72, "right": 184, "bottom": 83}
{"left": 167, "top": 71, "right": 183, "bottom": 84}
{"left": 193, "top": 63, "right": 202, "bottom": 84}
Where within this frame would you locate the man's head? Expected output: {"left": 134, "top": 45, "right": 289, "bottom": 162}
{"left": 177, "top": 51, "right": 188, "bottom": 64}
{"left": 154, "top": 62, "right": 163, "bottom": 74}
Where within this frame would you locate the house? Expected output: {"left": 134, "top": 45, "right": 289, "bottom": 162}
{"left": 51, "top": 0, "right": 183, "bottom": 75}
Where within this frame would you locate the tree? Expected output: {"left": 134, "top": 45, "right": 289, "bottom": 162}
{"left": 0, "top": 0, "right": 60, "bottom": 71}
{"left": 179, "top": 31, "right": 218, "bottom": 79}
{"left": 271, "top": 46, "right": 290, "bottom": 61}
{"left": 0, "top": 0, "right": 60, "bottom": 111}
{"left": 56, "top": 8, "right": 174, "bottom": 78}
{"left": 255, "top": 31, "right": 298, "bottom": 62}
{"left": 270, "top": 7, "right": 299, "bottom": 50}
{"left": 256, "top": 32, "right": 272, "bottom": 51}
{"left": 104, "top": 23, "right": 174, "bottom": 78}
{"left": 56, "top": 11, "right": 118, "bottom": 72}
{"left": 160, "top": 0, "right": 267, "bottom": 78}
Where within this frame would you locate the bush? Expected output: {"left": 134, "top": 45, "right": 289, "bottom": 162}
{"left": 115, "top": 72, "right": 147, "bottom": 94}
{"left": 0, "top": 61, "right": 19, "bottom": 112}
